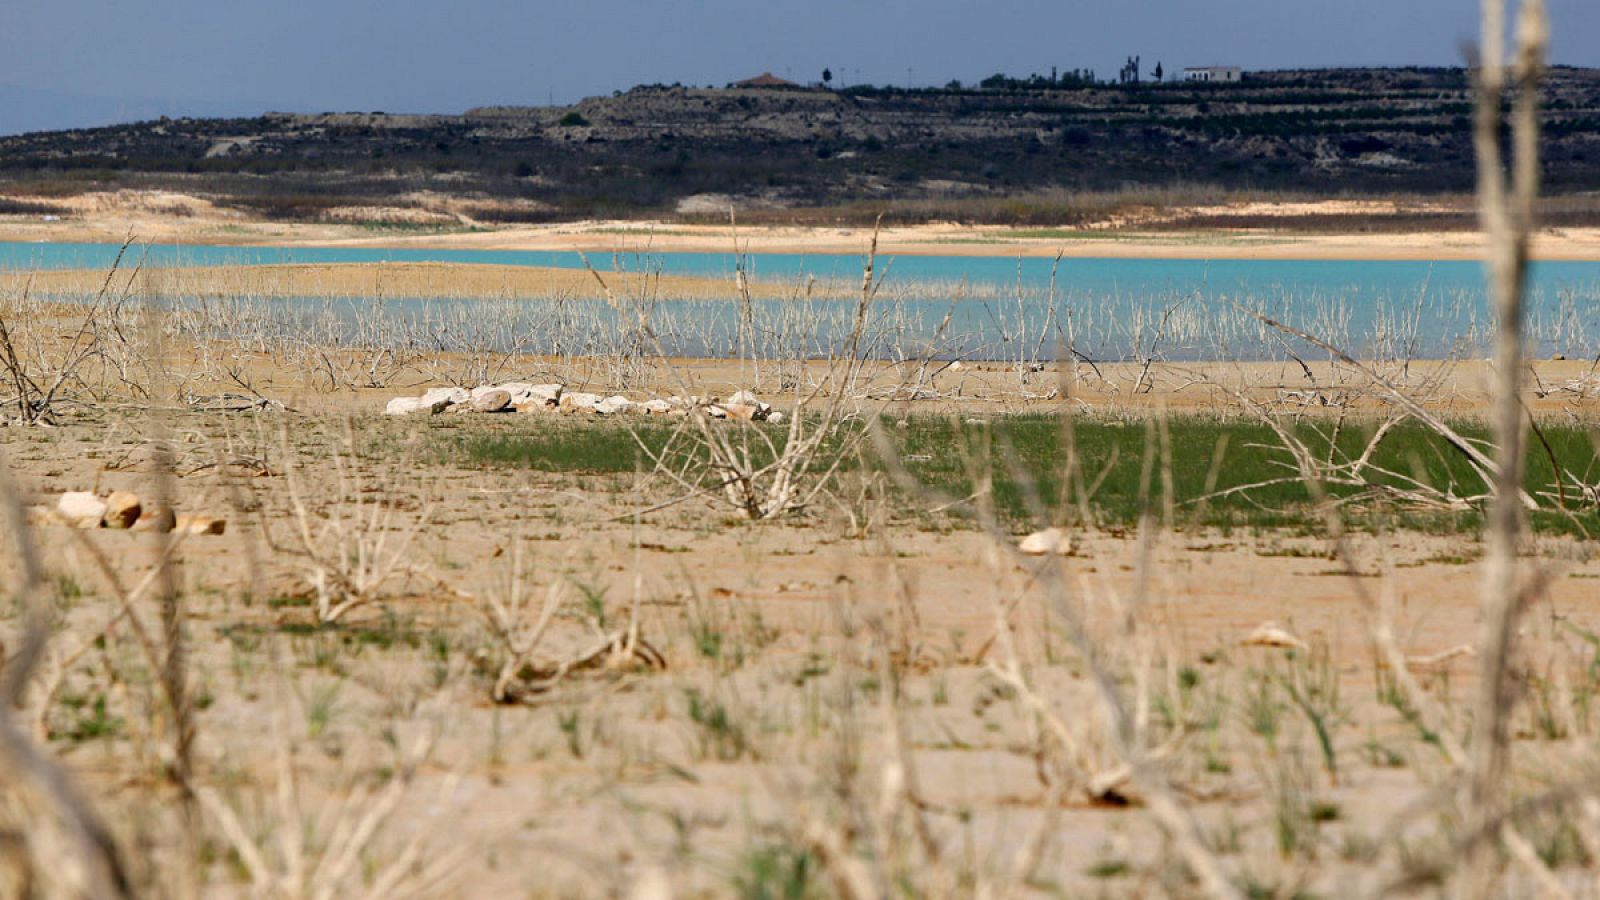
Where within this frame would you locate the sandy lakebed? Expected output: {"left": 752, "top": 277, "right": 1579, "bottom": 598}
{"left": 4, "top": 189, "right": 1600, "bottom": 261}
{"left": 1, "top": 201, "right": 1600, "bottom": 896}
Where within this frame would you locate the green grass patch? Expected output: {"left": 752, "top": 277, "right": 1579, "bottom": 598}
{"left": 431, "top": 413, "right": 1600, "bottom": 535}
{"left": 435, "top": 420, "right": 673, "bottom": 473}
{"left": 893, "top": 414, "right": 1600, "bottom": 535}
{"left": 733, "top": 841, "right": 822, "bottom": 899}
{"left": 220, "top": 615, "right": 427, "bottom": 653}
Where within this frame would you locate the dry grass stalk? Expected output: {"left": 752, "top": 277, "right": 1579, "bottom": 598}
{"left": 31, "top": 529, "right": 188, "bottom": 744}
{"left": 473, "top": 543, "right": 569, "bottom": 703}
{"left": 1002, "top": 493, "right": 1238, "bottom": 896}
{"left": 1465, "top": 0, "right": 1549, "bottom": 896}
{"left": 196, "top": 674, "right": 463, "bottom": 900}
{"left": 1232, "top": 309, "right": 1538, "bottom": 510}
{"left": 1176, "top": 369, "right": 1484, "bottom": 513}
{"left": 865, "top": 411, "right": 1242, "bottom": 898}
{"left": 437, "top": 545, "right": 665, "bottom": 703}
{"left": 0, "top": 456, "right": 133, "bottom": 898}
{"left": 272, "top": 426, "right": 433, "bottom": 624}
{"left": 583, "top": 226, "right": 893, "bottom": 521}
{"left": 0, "top": 239, "right": 141, "bottom": 425}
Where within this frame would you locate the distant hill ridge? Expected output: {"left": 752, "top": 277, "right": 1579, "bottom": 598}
{"left": 3, "top": 67, "right": 1598, "bottom": 224}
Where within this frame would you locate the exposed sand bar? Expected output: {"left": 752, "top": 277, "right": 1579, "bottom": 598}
{"left": 0, "top": 261, "right": 800, "bottom": 300}
{"left": 9, "top": 219, "right": 1600, "bottom": 262}
{"left": 310, "top": 221, "right": 1600, "bottom": 262}
{"left": 2, "top": 191, "right": 1599, "bottom": 261}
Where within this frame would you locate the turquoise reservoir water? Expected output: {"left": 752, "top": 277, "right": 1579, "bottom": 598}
{"left": 4, "top": 241, "right": 1598, "bottom": 361}
{"left": 4, "top": 240, "right": 1598, "bottom": 297}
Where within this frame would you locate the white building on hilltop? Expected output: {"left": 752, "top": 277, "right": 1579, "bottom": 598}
{"left": 1184, "top": 66, "right": 1242, "bottom": 83}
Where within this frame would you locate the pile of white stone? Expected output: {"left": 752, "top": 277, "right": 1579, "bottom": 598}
{"left": 384, "top": 384, "right": 783, "bottom": 423}
{"left": 34, "top": 490, "right": 227, "bottom": 535}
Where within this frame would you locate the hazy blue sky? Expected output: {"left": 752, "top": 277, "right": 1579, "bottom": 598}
{"left": 2, "top": 0, "right": 1595, "bottom": 134}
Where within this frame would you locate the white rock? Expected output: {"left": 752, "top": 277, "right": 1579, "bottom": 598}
{"left": 471, "top": 389, "right": 513, "bottom": 413}
{"left": 727, "top": 390, "right": 772, "bottom": 417}
{"left": 102, "top": 491, "right": 142, "bottom": 529}
{"left": 419, "top": 387, "right": 469, "bottom": 407}
{"left": 721, "top": 403, "right": 761, "bottom": 422}
{"left": 132, "top": 505, "right": 177, "bottom": 533}
{"left": 1241, "top": 622, "right": 1308, "bottom": 651}
{"left": 489, "top": 382, "right": 542, "bottom": 408}
{"left": 57, "top": 492, "right": 107, "bottom": 526}
{"left": 559, "top": 391, "right": 603, "bottom": 413}
{"left": 594, "top": 395, "right": 636, "bottom": 415}
{"left": 175, "top": 515, "right": 227, "bottom": 536}
{"left": 525, "top": 384, "right": 564, "bottom": 406}
{"left": 1019, "top": 527, "right": 1074, "bottom": 556}
{"left": 385, "top": 397, "right": 426, "bottom": 415}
